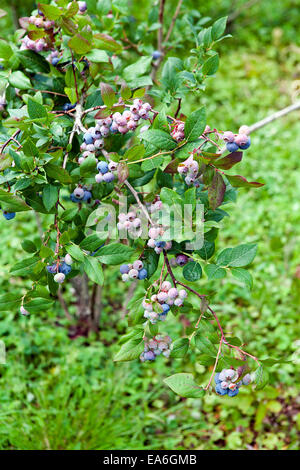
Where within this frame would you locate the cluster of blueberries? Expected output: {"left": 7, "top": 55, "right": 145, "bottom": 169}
{"left": 47, "top": 50, "right": 62, "bottom": 67}
{"left": 119, "top": 260, "right": 148, "bottom": 282}
{"left": 147, "top": 226, "right": 172, "bottom": 255}
{"left": 171, "top": 121, "right": 185, "bottom": 142}
{"left": 62, "top": 102, "right": 76, "bottom": 112}
{"left": 143, "top": 281, "right": 188, "bottom": 324}
{"left": 140, "top": 335, "right": 172, "bottom": 362}
{"left": 46, "top": 254, "right": 73, "bottom": 284}
{"left": 2, "top": 211, "right": 15, "bottom": 220}
{"left": 70, "top": 186, "right": 92, "bottom": 203}
{"left": 117, "top": 211, "right": 142, "bottom": 234}
{"left": 95, "top": 160, "right": 118, "bottom": 184}
{"left": 19, "top": 12, "right": 54, "bottom": 52}
{"left": 215, "top": 368, "right": 252, "bottom": 397}
{"left": 177, "top": 155, "right": 200, "bottom": 186}
{"left": 223, "top": 125, "right": 251, "bottom": 152}
{"left": 146, "top": 198, "right": 163, "bottom": 214}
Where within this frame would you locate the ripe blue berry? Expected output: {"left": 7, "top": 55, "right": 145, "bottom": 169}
{"left": 215, "top": 384, "right": 228, "bottom": 396}
{"left": 176, "top": 254, "right": 189, "bottom": 266}
{"left": 59, "top": 262, "right": 72, "bottom": 275}
{"left": 97, "top": 161, "right": 109, "bottom": 174}
{"left": 3, "top": 211, "right": 16, "bottom": 220}
{"left": 83, "top": 190, "right": 92, "bottom": 201}
{"left": 226, "top": 142, "right": 239, "bottom": 152}
{"left": 152, "top": 50, "right": 162, "bottom": 60}
{"left": 46, "top": 263, "right": 57, "bottom": 274}
{"left": 120, "top": 264, "right": 130, "bottom": 274}
{"left": 155, "top": 240, "right": 166, "bottom": 248}
{"left": 214, "top": 373, "right": 221, "bottom": 384}
{"left": 228, "top": 388, "right": 239, "bottom": 397}
{"left": 51, "top": 57, "right": 60, "bottom": 66}
{"left": 103, "top": 172, "right": 115, "bottom": 183}
{"left": 239, "top": 137, "right": 251, "bottom": 150}
{"left": 84, "top": 133, "right": 94, "bottom": 145}
{"left": 138, "top": 268, "right": 148, "bottom": 280}
{"left": 161, "top": 303, "right": 170, "bottom": 313}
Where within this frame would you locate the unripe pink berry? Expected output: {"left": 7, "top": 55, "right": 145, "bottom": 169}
{"left": 223, "top": 131, "right": 235, "bottom": 143}
{"left": 133, "top": 260, "right": 143, "bottom": 270}
{"left": 239, "top": 125, "right": 250, "bottom": 135}
{"left": 147, "top": 238, "right": 156, "bottom": 248}
{"left": 128, "top": 269, "right": 139, "bottom": 279}
{"left": 54, "top": 273, "right": 65, "bottom": 283}
{"left": 234, "top": 133, "right": 248, "bottom": 146}
{"left": 179, "top": 289, "right": 187, "bottom": 299}
{"left": 95, "top": 173, "right": 103, "bottom": 183}
{"left": 168, "top": 288, "right": 178, "bottom": 298}
{"left": 157, "top": 292, "right": 168, "bottom": 302}
{"left": 161, "top": 281, "right": 172, "bottom": 291}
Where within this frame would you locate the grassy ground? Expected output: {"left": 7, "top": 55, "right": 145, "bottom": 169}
{"left": 0, "top": 1, "right": 300, "bottom": 450}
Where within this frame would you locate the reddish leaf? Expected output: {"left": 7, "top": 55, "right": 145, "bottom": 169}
{"left": 208, "top": 171, "right": 226, "bottom": 210}
{"left": 214, "top": 151, "right": 243, "bottom": 170}
{"left": 94, "top": 108, "right": 112, "bottom": 119}
{"left": 226, "top": 174, "right": 264, "bottom": 188}
{"left": 165, "top": 158, "right": 179, "bottom": 174}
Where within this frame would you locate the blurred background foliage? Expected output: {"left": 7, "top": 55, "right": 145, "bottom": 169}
{"left": 0, "top": 0, "right": 300, "bottom": 450}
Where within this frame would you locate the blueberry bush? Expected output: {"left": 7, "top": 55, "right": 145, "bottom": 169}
{"left": 0, "top": 0, "right": 294, "bottom": 406}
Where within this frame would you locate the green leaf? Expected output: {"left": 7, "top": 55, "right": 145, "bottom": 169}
{"left": 95, "top": 243, "right": 135, "bottom": 265}
{"left": 160, "top": 187, "right": 182, "bottom": 207}
{"left": 22, "top": 240, "right": 37, "bottom": 253}
{"left": 202, "top": 54, "right": 219, "bottom": 76}
{"left": 184, "top": 107, "right": 206, "bottom": 142}
{"left": 194, "top": 334, "right": 217, "bottom": 356}
{"left": 183, "top": 261, "right": 202, "bottom": 282}
{"left": 171, "top": 338, "right": 189, "bottom": 358}
{"left": 18, "top": 50, "right": 50, "bottom": 73}
{"left": 68, "top": 33, "right": 92, "bottom": 54}
{"left": 100, "top": 82, "right": 116, "bottom": 108}
{"left": 114, "top": 338, "right": 144, "bottom": 362}
{"left": 38, "top": 3, "right": 62, "bottom": 20}
{"left": 125, "top": 144, "right": 145, "bottom": 162}
{"left": 255, "top": 365, "right": 269, "bottom": 390}
{"left": 42, "top": 184, "right": 58, "bottom": 212}
{"left": 23, "top": 298, "right": 54, "bottom": 313}
{"left": 10, "top": 256, "right": 40, "bottom": 277}
{"left": 231, "top": 267, "right": 253, "bottom": 289}
{"left": 164, "top": 373, "right": 205, "bottom": 398}
{"left": 141, "top": 129, "right": 177, "bottom": 151}
{"left": 212, "top": 16, "right": 228, "bottom": 40}
{"left": 217, "top": 243, "right": 257, "bottom": 267}
{"left": 0, "top": 188, "right": 31, "bottom": 212}
{"left": 66, "top": 245, "right": 85, "bottom": 262}
{"left": 0, "top": 39, "right": 13, "bottom": 60}
{"left": 85, "top": 49, "right": 109, "bottom": 63}
{"left": 205, "top": 263, "right": 226, "bottom": 280}
{"left": 9, "top": 71, "right": 31, "bottom": 90}
{"left": 123, "top": 56, "right": 152, "bottom": 81}
{"left": 83, "top": 257, "right": 104, "bottom": 285}
{"left": 94, "top": 33, "right": 122, "bottom": 53}
{"left": 0, "top": 293, "right": 22, "bottom": 311}
{"left": 45, "top": 163, "right": 72, "bottom": 183}
{"left": 79, "top": 235, "right": 105, "bottom": 252}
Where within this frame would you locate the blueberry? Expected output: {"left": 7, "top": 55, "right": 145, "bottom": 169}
{"left": 97, "top": 161, "right": 109, "bottom": 174}
{"left": 138, "top": 268, "right": 148, "bottom": 280}
{"left": 215, "top": 384, "right": 228, "bottom": 396}
{"left": 70, "top": 193, "right": 81, "bottom": 203}
{"left": 161, "top": 303, "right": 170, "bottom": 313}
{"left": 238, "top": 137, "right": 251, "bottom": 150}
{"left": 214, "top": 373, "right": 221, "bottom": 384}
{"left": 51, "top": 57, "right": 61, "bottom": 66}
{"left": 176, "top": 254, "right": 189, "bottom": 266}
{"left": 84, "top": 133, "right": 94, "bottom": 145}
{"left": 83, "top": 190, "right": 92, "bottom": 202}
{"left": 46, "top": 263, "right": 57, "bottom": 274}
{"left": 62, "top": 103, "right": 76, "bottom": 111}
{"left": 226, "top": 142, "right": 239, "bottom": 152}
{"left": 155, "top": 240, "right": 166, "bottom": 248}
{"left": 228, "top": 388, "right": 239, "bottom": 397}
{"left": 103, "top": 172, "right": 115, "bottom": 183}
{"left": 152, "top": 50, "right": 162, "bottom": 60}
{"left": 3, "top": 211, "right": 16, "bottom": 220}
{"left": 120, "top": 264, "right": 130, "bottom": 274}
{"left": 59, "top": 262, "right": 72, "bottom": 275}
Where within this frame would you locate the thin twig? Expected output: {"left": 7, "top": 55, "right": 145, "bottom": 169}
{"left": 124, "top": 179, "right": 154, "bottom": 225}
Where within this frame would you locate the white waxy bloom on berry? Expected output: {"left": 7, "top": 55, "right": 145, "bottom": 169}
{"left": 64, "top": 254, "right": 73, "bottom": 265}
{"left": 174, "top": 298, "right": 183, "bottom": 307}
{"left": 128, "top": 269, "right": 139, "bottom": 279}
{"left": 78, "top": 157, "right": 85, "bottom": 165}
{"left": 168, "top": 288, "right": 178, "bottom": 298}
{"left": 127, "top": 211, "right": 136, "bottom": 221}
{"left": 95, "top": 173, "right": 103, "bottom": 183}
{"left": 122, "top": 273, "right": 130, "bottom": 282}
{"left": 133, "top": 260, "right": 143, "bottom": 271}
{"left": 94, "top": 139, "right": 104, "bottom": 149}
{"left": 166, "top": 298, "right": 174, "bottom": 305}
{"left": 86, "top": 144, "right": 95, "bottom": 152}
{"left": 157, "top": 292, "right": 168, "bottom": 302}
{"left": 151, "top": 294, "right": 157, "bottom": 302}
{"left": 179, "top": 289, "right": 187, "bottom": 299}
{"left": 108, "top": 161, "right": 118, "bottom": 171}
{"left": 132, "top": 218, "right": 141, "bottom": 228}
{"left": 239, "top": 125, "right": 250, "bottom": 135}
{"left": 149, "top": 227, "right": 160, "bottom": 239}
{"left": 118, "top": 213, "right": 127, "bottom": 222}
{"left": 147, "top": 238, "right": 156, "bottom": 248}
{"left": 123, "top": 220, "right": 132, "bottom": 229}
{"left": 54, "top": 273, "right": 65, "bottom": 284}
{"left": 161, "top": 281, "right": 172, "bottom": 291}
{"left": 221, "top": 381, "right": 230, "bottom": 389}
